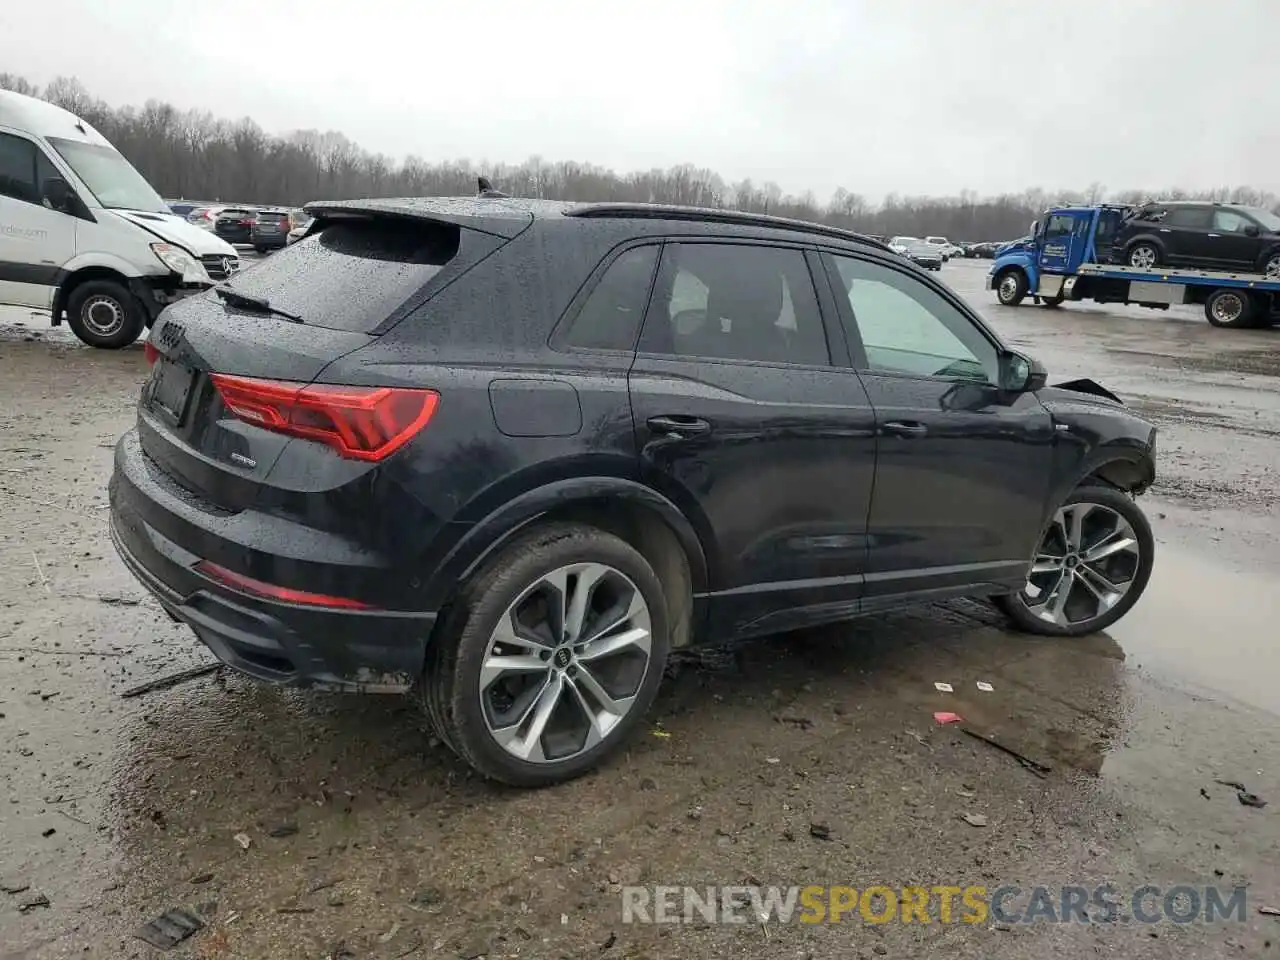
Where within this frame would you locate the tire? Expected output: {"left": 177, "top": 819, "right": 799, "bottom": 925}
{"left": 995, "top": 269, "right": 1027, "bottom": 306}
{"left": 1204, "top": 289, "right": 1257, "bottom": 328}
{"left": 1126, "top": 242, "right": 1160, "bottom": 270}
{"left": 65, "top": 280, "right": 146, "bottom": 349}
{"left": 421, "top": 522, "right": 671, "bottom": 787}
{"left": 996, "top": 484, "right": 1154, "bottom": 638}
{"left": 1259, "top": 250, "right": 1280, "bottom": 279}
{"left": 1041, "top": 294, "right": 1064, "bottom": 308}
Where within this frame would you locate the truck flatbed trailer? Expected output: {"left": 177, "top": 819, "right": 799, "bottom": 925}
{"left": 989, "top": 205, "right": 1280, "bottom": 328}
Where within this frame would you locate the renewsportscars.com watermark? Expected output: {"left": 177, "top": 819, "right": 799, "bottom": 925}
{"left": 621, "top": 884, "right": 1250, "bottom": 926}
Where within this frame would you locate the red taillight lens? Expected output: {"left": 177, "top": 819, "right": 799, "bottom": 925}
{"left": 144, "top": 341, "right": 160, "bottom": 366}
{"left": 194, "top": 559, "right": 375, "bottom": 609}
{"left": 241, "top": 219, "right": 255, "bottom": 227}
{"left": 209, "top": 374, "right": 439, "bottom": 462}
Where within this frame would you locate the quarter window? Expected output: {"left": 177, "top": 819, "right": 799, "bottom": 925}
{"left": 642, "top": 243, "right": 830, "bottom": 366}
{"left": 560, "top": 245, "right": 659, "bottom": 352}
{"left": 831, "top": 255, "right": 998, "bottom": 383}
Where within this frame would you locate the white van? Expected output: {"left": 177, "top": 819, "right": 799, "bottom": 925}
{"left": 0, "top": 90, "right": 240, "bottom": 348}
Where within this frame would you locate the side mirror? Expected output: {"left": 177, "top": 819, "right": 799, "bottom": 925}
{"left": 1243, "top": 223, "right": 1260, "bottom": 237}
{"left": 41, "top": 177, "right": 71, "bottom": 211}
{"left": 998, "top": 350, "right": 1048, "bottom": 393}
{"left": 1029, "top": 220, "right": 1040, "bottom": 237}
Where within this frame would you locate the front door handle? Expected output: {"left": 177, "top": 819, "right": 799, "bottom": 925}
{"left": 1207, "top": 233, "right": 1221, "bottom": 238}
{"left": 647, "top": 415, "right": 712, "bottom": 437}
{"left": 882, "top": 420, "right": 927, "bottom": 438}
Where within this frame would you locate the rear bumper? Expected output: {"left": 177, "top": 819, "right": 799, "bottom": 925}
{"left": 250, "top": 234, "right": 288, "bottom": 248}
{"left": 108, "top": 430, "right": 435, "bottom": 693}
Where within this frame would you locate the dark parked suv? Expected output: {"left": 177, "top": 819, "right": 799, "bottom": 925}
{"left": 250, "top": 210, "right": 294, "bottom": 252}
{"left": 1112, "top": 201, "right": 1280, "bottom": 277}
{"left": 109, "top": 194, "right": 1158, "bottom": 786}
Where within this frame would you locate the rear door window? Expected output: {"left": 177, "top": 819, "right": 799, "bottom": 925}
{"left": 1164, "top": 207, "right": 1212, "bottom": 229}
{"left": 218, "top": 217, "right": 464, "bottom": 333}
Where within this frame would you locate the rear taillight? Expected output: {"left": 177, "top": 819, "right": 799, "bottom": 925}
{"left": 194, "top": 559, "right": 375, "bottom": 609}
{"left": 209, "top": 374, "right": 439, "bottom": 462}
{"left": 144, "top": 341, "right": 160, "bottom": 366}
{"left": 241, "top": 219, "right": 255, "bottom": 227}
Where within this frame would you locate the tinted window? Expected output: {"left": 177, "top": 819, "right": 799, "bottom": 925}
{"left": 642, "top": 243, "right": 829, "bottom": 366}
{"left": 560, "top": 245, "right": 658, "bottom": 352}
{"left": 1164, "top": 207, "right": 1212, "bottom": 228}
{"left": 1213, "top": 209, "right": 1253, "bottom": 233}
{"left": 220, "top": 218, "right": 462, "bottom": 333}
{"left": 0, "top": 133, "right": 38, "bottom": 204}
{"left": 832, "top": 255, "right": 998, "bottom": 383}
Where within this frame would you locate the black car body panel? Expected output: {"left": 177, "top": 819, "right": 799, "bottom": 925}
{"left": 1112, "top": 201, "right": 1280, "bottom": 274}
{"left": 108, "top": 198, "right": 1157, "bottom": 691}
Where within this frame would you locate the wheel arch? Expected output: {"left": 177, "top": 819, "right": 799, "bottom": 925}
{"left": 52, "top": 265, "right": 136, "bottom": 327}
{"left": 422, "top": 477, "right": 708, "bottom": 650}
{"left": 1123, "top": 233, "right": 1166, "bottom": 259}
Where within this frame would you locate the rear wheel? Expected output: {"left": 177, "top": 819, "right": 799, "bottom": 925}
{"left": 66, "top": 280, "right": 146, "bottom": 349}
{"left": 422, "top": 523, "right": 670, "bottom": 786}
{"left": 997, "top": 484, "right": 1154, "bottom": 638}
{"left": 1260, "top": 251, "right": 1280, "bottom": 278}
{"left": 995, "top": 269, "right": 1027, "bottom": 306}
{"left": 1204, "top": 289, "right": 1256, "bottom": 328}
{"left": 1126, "top": 242, "right": 1160, "bottom": 270}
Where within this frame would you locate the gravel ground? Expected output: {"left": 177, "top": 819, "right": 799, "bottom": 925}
{"left": 1, "top": 258, "right": 1277, "bottom": 959}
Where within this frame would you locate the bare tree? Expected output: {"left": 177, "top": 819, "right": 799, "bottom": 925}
{"left": 3, "top": 71, "right": 1275, "bottom": 240}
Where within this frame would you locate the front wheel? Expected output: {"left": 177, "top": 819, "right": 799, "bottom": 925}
{"left": 996, "top": 484, "right": 1154, "bottom": 637}
{"left": 995, "top": 269, "right": 1027, "bottom": 306}
{"left": 1259, "top": 251, "right": 1280, "bottom": 279}
{"left": 421, "top": 523, "right": 670, "bottom": 786}
{"left": 65, "top": 280, "right": 146, "bottom": 349}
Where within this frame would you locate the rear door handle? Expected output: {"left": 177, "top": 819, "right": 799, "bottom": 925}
{"left": 647, "top": 415, "right": 712, "bottom": 437}
{"left": 1207, "top": 233, "right": 1221, "bottom": 238}
{"left": 882, "top": 420, "right": 927, "bottom": 438}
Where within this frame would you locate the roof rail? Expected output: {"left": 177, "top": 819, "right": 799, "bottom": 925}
{"left": 564, "top": 203, "right": 887, "bottom": 249}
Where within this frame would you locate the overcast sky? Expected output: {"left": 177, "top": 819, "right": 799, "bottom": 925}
{"left": 2, "top": 0, "right": 1276, "bottom": 202}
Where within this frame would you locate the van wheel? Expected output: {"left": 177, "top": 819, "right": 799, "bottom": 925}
{"left": 421, "top": 523, "right": 670, "bottom": 787}
{"left": 66, "top": 281, "right": 146, "bottom": 349}
{"left": 1204, "top": 289, "right": 1256, "bottom": 328}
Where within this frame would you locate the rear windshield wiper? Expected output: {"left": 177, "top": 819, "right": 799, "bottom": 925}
{"left": 213, "top": 284, "right": 303, "bottom": 324}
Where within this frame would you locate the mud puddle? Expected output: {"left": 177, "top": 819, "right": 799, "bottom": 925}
{"left": 1106, "top": 542, "right": 1280, "bottom": 715}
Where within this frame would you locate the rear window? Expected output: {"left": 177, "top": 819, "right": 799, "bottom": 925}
{"left": 219, "top": 218, "right": 461, "bottom": 333}
{"left": 220, "top": 208, "right": 252, "bottom": 218}
{"left": 258, "top": 212, "right": 289, "bottom": 222}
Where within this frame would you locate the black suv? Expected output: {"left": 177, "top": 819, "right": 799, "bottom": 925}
{"left": 109, "top": 194, "right": 1158, "bottom": 786}
{"left": 1112, "top": 201, "right": 1280, "bottom": 277}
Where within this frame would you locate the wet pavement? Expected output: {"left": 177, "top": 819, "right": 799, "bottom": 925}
{"left": 2, "top": 257, "right": 1278, "bottom": 959}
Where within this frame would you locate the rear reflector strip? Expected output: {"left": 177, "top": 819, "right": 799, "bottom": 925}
{"left": 144, "top": 341, "right": 160, "bottom": 366}
{"left": 209, "top": 374, "right": 439, "bottom": 462}
{"left": 194, "top": 559, "right": 375, "bottom": 610}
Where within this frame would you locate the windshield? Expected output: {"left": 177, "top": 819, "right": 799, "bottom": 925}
{"left": 1249, "top": 208, "right": 1280, "bottom": 231}
{"left": 926, "top": 237, "right": 945, "bottom": 244}
{"left": 46, "top": 137, "right": 167, "bottom": 213}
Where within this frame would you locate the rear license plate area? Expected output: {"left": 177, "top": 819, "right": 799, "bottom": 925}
{"left": 148, "top": 360, "right": 196, "bottom": 426}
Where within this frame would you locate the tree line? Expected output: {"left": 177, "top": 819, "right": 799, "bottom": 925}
{"left": 4, "top": 72, "right": 1278, "bottom": 242}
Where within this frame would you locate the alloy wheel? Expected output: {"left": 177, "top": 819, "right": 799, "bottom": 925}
{"left": 83, "top": 295, "right": 125, "bottom": 337}
{"left": 1128, "top": 245, "right": 1157, "bottom": 269}
{"left": 479, "top": 562, "right": 653, "bottom": 764}
{"left": 1265, "top": 255, "right": 1280, "bottom": 279}
{"left": 1019, "top": 502, "right": 1142, "bottom": 630}
{"left": 998, "top": 275, "right": 1020, "bottom": 303}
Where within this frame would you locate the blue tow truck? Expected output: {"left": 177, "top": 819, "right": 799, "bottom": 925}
{"left": 988, "top": 204, "right": 1280, "bottom": 328}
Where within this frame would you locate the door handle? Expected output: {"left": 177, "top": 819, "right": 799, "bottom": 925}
{"left": 647, "top": 415, "right": 712, "bottom": 437}
{"left": 1159, "top": 228, "right": 1171, "bottom": 233}
{"left": 1207, "top": 233, "right": 1220, "bottom": 238}
{"left": 882, "top": 420, "right": 927, "bottom": 438}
